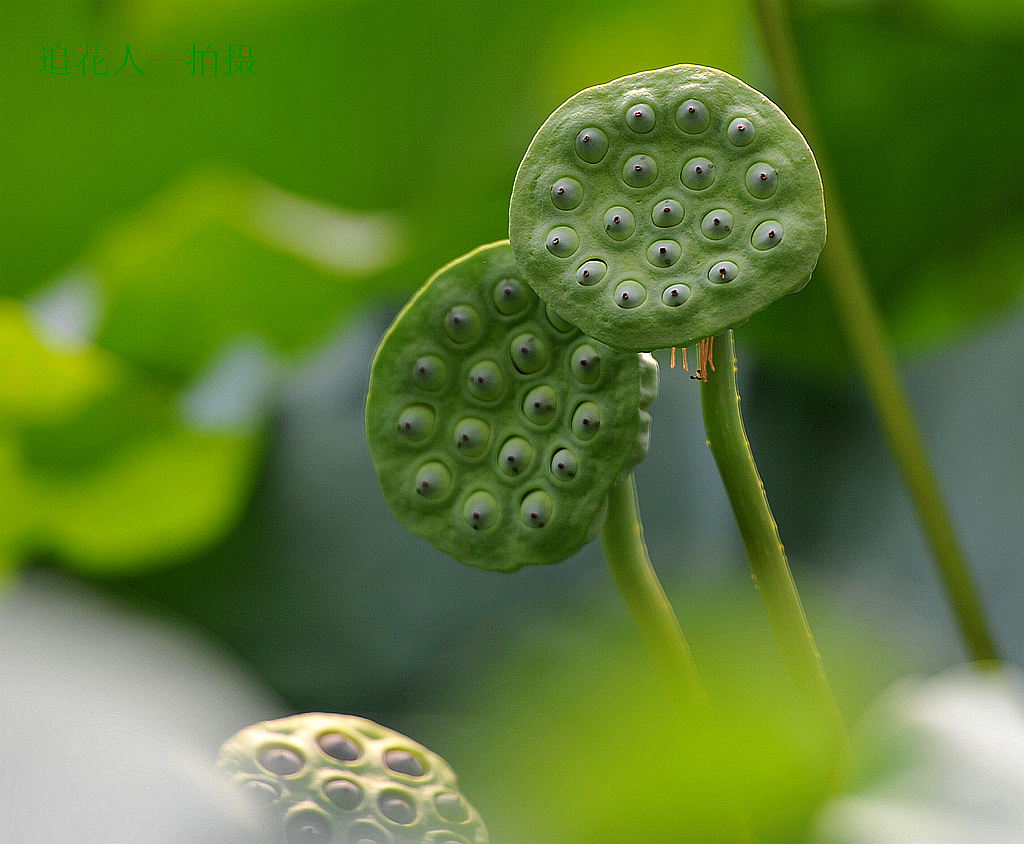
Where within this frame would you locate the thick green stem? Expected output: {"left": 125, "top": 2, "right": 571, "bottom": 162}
{"left": 751, "top": 0, "right": 999, "bottom": 663}
{"left": 701, "top": 331, "right": 846, "bottom": 745}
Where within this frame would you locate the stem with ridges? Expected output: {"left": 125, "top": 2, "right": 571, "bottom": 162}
{"left": 751, "top": 0, "right": 999, "bottom": 663}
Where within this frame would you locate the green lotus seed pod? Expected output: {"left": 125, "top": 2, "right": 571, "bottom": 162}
{"left": 218, "top": 712, "right": 488, "bottom": 844}
{"left": 509, "top": 64, "right": 826, "bottom": 351}
{"left": 365, "top": 240, "right": 656, "bottom": 571}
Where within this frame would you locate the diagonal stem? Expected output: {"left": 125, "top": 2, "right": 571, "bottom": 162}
{"left": 752, "top": 0, "right": 999, "bottom": 662}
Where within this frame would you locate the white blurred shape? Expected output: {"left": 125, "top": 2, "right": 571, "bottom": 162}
{"left": 181, "top": 338, "right": 282, "bottom": 431}
{"left": 28, "top": 271, "right": 102, "bottom": 350}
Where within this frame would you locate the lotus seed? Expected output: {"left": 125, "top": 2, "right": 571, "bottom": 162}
{"left": 317, "top": 731, "right": 361, "bottom": 762}
{"left": 350, "top": 823, "right": 388, "bottom": 844}
{"left": 681, "top": 157, "right": 716, "bottom": 190}
{"left": 626, "top": 103, "right": 656, "bottom": 133}
{"left": 572, "top": 401, "right": 602, "bottom": 440}
{"left": 414, "top": 462, "right": 452, "bottom": 499}
{"left": 709, "top": 261, "right": 739, "bottom": 283}
{"left": 661, "top": 283, "right": 691, "bottom": 306}
{"left": 323, "top": 778, "right": 363, "bottom": 811}
{"left": 622, "top": 154, "right": 658, "bottom": 188}
{"left": 701, "top": 209, "right": 734, "bottom": 240}
{"left": 244, "top": 780, "right": 280, "bottom": 804}
{"left": 614, "top": 280, "right": 647, "bottom": 309}
{"left": 497, "top": 436, "right": 533, "bottom": 476}
{"left": 751, "top": 219, "right": 784, "bottom": 250}
{"left": 510, "top": 333, "right": 548, "bottom": 374}
{"left": 411, "top": 355, "right": 447, "bottom": 391}
{"left": 550, "top": 448, "right": 578, "bottom": 480}
{"left": 546, "top": 226, "right": 580, "bottom": 258}
{"left": 676, "top": 98, "right": 710, "bottom": 133}
{"left": 453, "top": 417, "right": 490, "bottom": 457}
{"left": 466, "top": 360, "right": 504, "bottom": 402}
{"left": 520, "top": 490, "right": 553, "bottom": 528}
{"left": 652, "top": 199, "right": 684, "bottom": 227}
{"left": 259, "top": 747, "right": 304, "bottom": 776}
{"left": 285, "top": 811, "right": 331, "bottom": 843}
{"left": 435, "top": 792, "right": 470, "bottom": 823}
{"left": 463, "top": 490, "right": 498, "bottom": 531}
{"left": 745, "top": 162, "right": 778, "bottom": 198}
{"left": 575, "top": 259, "right": 607, "bottom": 286}
{"left": 544, "top": 303, "right": 576, "bottom": 333}
{"left": 443, "top": 305, "right": 481, "bottom": 343}
{"left": 384, "top": 749, "right": 426, "bottom": 777}
{"left": 727, "top": 117, "right": 756, "bottom": 145}
{"left": 575, "top": 126, "right": 609, "bottom": 163}
{"left": 571, "top": 343, "right": 601, "bottom": 383}
{"left": 522, "top": 385, "right": 557, "bottom": 425}
{"left": 492, "top": 277, "right": 532, "bottom": 315}
{"left": 396, "top": 404, "right": 435, "bottom": 442}
{"left": 379, "top": 792, "right": 417, "bottom": 825}
{"left": 603, "top": 206, "right": 635, "bottom": 240}
{"left": 550, "top": 177, "right": 583, "bottom": 210}
{"left": 647, "top": 239, "right": 681, "bottom": 268}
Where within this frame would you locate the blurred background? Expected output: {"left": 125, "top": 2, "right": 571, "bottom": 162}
{"left": 1, "top": 0, "right": 1022, "bottom": 842}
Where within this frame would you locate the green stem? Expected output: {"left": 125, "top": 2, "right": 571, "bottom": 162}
{"left": 752, "top": 0, "right": 999, "bottom": 663}
{"left": 701, "top": 331, "right": 846, "bottom": 744}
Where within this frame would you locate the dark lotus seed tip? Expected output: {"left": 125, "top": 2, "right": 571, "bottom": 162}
{"left": 379, "top": 793, "right": 417, "bottom": 825}
{"left": 575, "top": 259, "right": 607, "bottom": 287}
{"left": 492, "top": 277, "right": 531, "bottom": 315}
{"left": 462, "top": 490, "right": 498, "bottom": 531}
{"left": 520, "top": 490, "right": 553, "bottom": 528}
{"left": 523, "top": 385, "right": 557, "bottom": 425}
{"left": 752, "top": 219, "right": 785, "bottom": 250}
{"left": 385, "top": 749, "right": 426, "bottom": 777}
{"left": 452, "top": 417, "right": 490, "bottom": 457}
{"left": 661, "top": 284, "right": 691, "bottom": 306}
{"left": 745, "top": 162, "right": 778, "bottom": 199}
{"left": 411, "top": 355, "right": 447, "bottom": 391}
{"left": 681, "top": 157, "right": 716, "bottom": 190}
{"left": 652, "top": 199, "right": 684, "bottom": 227}
{"left": 646, "top": 240, "right": 681, "bottom": 268}
{"left": 626, "top": 103, "right": 655, "bottom": 133}
{"left": 258, "top": 746, "right": 304, "bottom": 776}
{"left": 466, "top": 360, "right": 504, "bottom": 401}
{"left": 709, "top": 261, "right": 739, "bottom": 283}
{"left": 498, "top": 436, "right": 533, "bottom": 476}
{"left": 414, "top": 462, "right": 452, "bottom": 499}
{"left": 701, "top": 209, "right": 734, "bottom": 240}
{"left": 728, "top": 116, "right": 756, "bottom": 146}
{"left": 324, "top": 778, "right": 363, "bottom": 810}
{"left": 285, "top": 812, "right": 331, "bottom": 843}
{"left": 435, "top": 792, "right": 470, "bottom": 823}
{"left": 550, "top": 177, "right": 583, "bottom": 210}
{"left": 396, "top": 404, "right": 434, "bottom": 442}
{"left": 572, "top": 402, "right": 602, "bottom": 440}
{"left": 546, "top": 225, "right": 580, "bottom": 258}
{"left": 510, "top": 333, "right": 548, "bottom": 374}
{"left": 614, "top": 280, "right": 646, "bottom": 309}
{"left": 244, "top": 780, "right": 280, "bottom": 804}
{"left": 571, "top": 343, "right": 600, "bottom": 383}
{"left": 603, "top": 206, "right": 635, "bottom": 240}
{"left": 574, "top": 126, "right": 609, "bottom": 163}
{"left": 622, "top": 154, "right": 658, "bottom": 187}
{"left": 317, "top": 731, "right": 361, "bottom": 762}
{"left": 676, "top": 98, "right": 710, "bottom": 133}
{"left": 443, "top": 305, "right": 481, "bottom": 343}
{"left": 550, "top": 448, "right": 578, "bottom": 480}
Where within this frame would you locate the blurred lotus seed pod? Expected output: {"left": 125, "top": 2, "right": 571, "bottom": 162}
{"left": 218, "top": 712, "right": 488, "bottom": 844}
{"left": 510, "top": 65, "right": 826, "bottom": 351}
{"left": 366, "top": 240, "right": 656, "bottom": 571}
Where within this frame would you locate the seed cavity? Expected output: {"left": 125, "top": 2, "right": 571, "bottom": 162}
{"left": 443, "top": 305, "right": 481, "bottom": 343}
{"left": 384, "top": 749, "right": 427, "bottom": 777}
{"left": 614, "top": 280, "right": 647, "bottom": 309}
{"left": 323, "top": 778, "right": 363, "bottom": 811}
{"left": 544, "top": 304, "right": 576, "bottom": 333}
{"left": 676, "top": 98, "right": 710, "bottom": 133}
{"left": 661, "top": 284, "right": 691, "bottom": 306}
{"left": 285, "top": 810, "right": 331, "bottom": 843}
{"left": 576, "top": 259, "right": 607, "bottom": 286}
{"left": 571, "top": 343, "right": 601, "bottom": 383}
{"left": 681, "top": 157, "right": 716, "bottom": 190}
{"left": 603, "top": 206, "right": 635, "bottom": 240}
{"left": 411, "top": 355, "right": 447, "bottom": 391}
{"left": 258, "top": 746, "right": 304, "bottom": 776}
{"left": 522, "top": 385, "right": 557, "bottom": 425}
{"left": 701, "top": 209, "right": 734, "bottom": 240}
{"left": 626, "top": 103, "right": 656, "bottom": 133}
{"left": 727, "top": 117, "right": 756, "bottom": 146}
{"left": 414, "top": 461, "right": 452, "bottom": 499}
{"left": 622, "top": 154, "right": 658, "bottom": 188}
{"left": 652, "top": 199, "right": 684, "bottom": 227}
{"left": 463, "top": 490, "right": 498, "bottom": 531}
{"left": 550, "top": 177, "right": 583, "bottom": 210}
{"left": 453, "top": 417, "right": 490, "bottom": 457}
{"left": 317, "top": 731, "right": 361, "bottom": 762}
{"left": 546, "top": 225, "right": 580, "bottom": 258}
{"left": 510, "top": 333, "right": 548, "bottom": 374}
{"left": 466, "top": 360, "right": 504, "bottom": 401}
{"left": 435, "top": 792, "right": 470, "bottom": 823}
{"left": 745, "top": 162, "right": 778, "bottom": 198}
{"left": 571, "top": 401, "right": 602, "bottom": 440}
{"left": 751, "top": 219, "right": 784, "bottom": 250}
{"left": 396, "top": 404, "right": 435, "bottom": 442}
{"left": 379, "top": 792, "right": 417, "bottom": 825}
{"left": 647, "top": 240, "right": 681, "bottom": 268}
{"left": 498, "top": 436, "right": 534, "bottom": 476}
{"left": 575, "top": 126, "right": 609, "bottom": 163}
{"left": 244, "top": 780, "right": 280, "bottom": 804}
{"left": 709, "top": 261, "right": 739, "bottom": 283}
{"left": 492, "top": 277, "right": 532, "bottom": 315}
{"left": 521, "top": 489, "right": 553, "bottom": 528}
{"left": 550, "top": 448, "right": 578, "bottom": 480}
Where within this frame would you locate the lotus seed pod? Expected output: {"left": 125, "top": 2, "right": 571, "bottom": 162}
{"left": 509, "top": 64, "right": 826, "bottom": 351}
{"left": 218, "top": 713, "right": 488, "bottom": 844}
{"left": 365, "top": 240, "right": 656, "bottom": 571}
